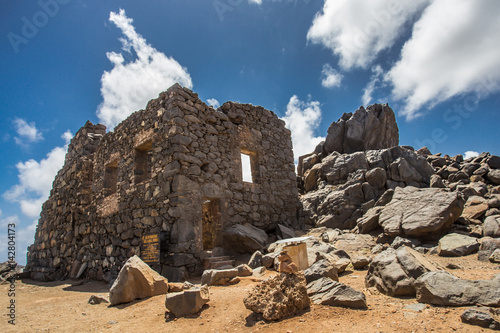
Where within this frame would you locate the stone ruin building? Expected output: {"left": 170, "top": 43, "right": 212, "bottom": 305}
{"left": 26, "top": 84, "right": 298, "bottom": 282}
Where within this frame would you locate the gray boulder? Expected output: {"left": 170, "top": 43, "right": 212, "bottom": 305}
{"left": 415, "top": 271, "right": 500, "bottom": 306}
{"left": 223, "top": 223, "right": 268, "bottom": 253}
{"left": 461, "top": 308, "right": 500, "bottom": 330}
{"left": 248, "top": 251, "right": 263, "bottom": 269}
{"left": 488, "top": 170, "right": 500, "bottom": 185}
{"left": 322, "top": 104, "right": 399, "bottom": 155}
{"left": 484, "top": 215, "right": 500, "bottom": 238}
{"left": 277, "top": 224, "right": 295, "bottom": 239}
{"left": 307, "top": 277, "right": 367, "bottom": 309}
{"left": 490, "top": 249, "right": 500, "bottom": 263}
{"left": 378, "top": 187, "right": 465, "bottom": 238}
{"left": 165, "top": 286, "right": 210, "bottom": 317}
{"left": 304, "top": 259, "right": 338, "bottom": 284}
{"left": 365, "top": 246, "right": 439, "bottom": 296}
{"left": 437, "top": 233, "right": 480, "bottom": 257}
{"left": 478, "top": 237, "right": 500, "bottom": 261}
{"left": 109, "top": 255, "right": 169, "bottom": 306}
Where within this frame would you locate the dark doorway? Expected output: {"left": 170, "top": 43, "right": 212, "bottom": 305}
{"left": 202, "top": 198, "right": 221, "bottom": 250}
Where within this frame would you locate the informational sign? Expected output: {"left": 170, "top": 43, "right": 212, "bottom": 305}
{"left": 141, "top": 233, "right": 160, "bottom": 264}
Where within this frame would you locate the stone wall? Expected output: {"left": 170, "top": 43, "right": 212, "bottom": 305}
{"left": 26, "top": 84, "right": 297, "bottom": 281}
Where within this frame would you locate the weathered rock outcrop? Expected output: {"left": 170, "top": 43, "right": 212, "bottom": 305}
{"left": 415, "top": 271, "right": 500, "bottom": 306}
{"left": 109, "top": 255, "right": 168, "bottom": 306}
{"left": 299, "top": 146, "right": 436, "bottom": 230}
{"left": 243, "top": 272, "right": 310, "bottom": 321}
{"left": 365, "top": 247, "right": 439, "bottom": 296}
{"left": 321, "top": 104, "right": 398, "bottom": 156}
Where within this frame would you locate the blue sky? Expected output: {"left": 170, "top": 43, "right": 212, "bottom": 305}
{"left": 1, "top": 0, "right": 499, "bottom": 264}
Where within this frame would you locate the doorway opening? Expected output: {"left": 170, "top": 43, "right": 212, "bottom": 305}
{"left": 202, "top": 198, "right": 221, "bottom": 250}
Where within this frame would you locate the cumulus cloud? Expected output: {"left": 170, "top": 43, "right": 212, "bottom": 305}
{"left": 281, "top": 95, "right": 325, "bottom": 163}
{"left": 0, "top": 216, "right": 37, "bottom": 264}
{"left": 62, "top": 130, "right": 73, "bottom": 144}
{"left": 362, "top": 65, "right": 385, "bottom": 106}
{"left": 207, "top": 98, "right": 220, "bottom": 109}
{"left": 386, "top": 0, "right": 500, "bottom": 119}
{"left": 14, "top": 118, "right": 43, "bottom": 145}
{"left": 321, "top": 63, "right": 343, "bottom": 88}
{"left": 464, "top": 151, "right": 479, "bottom": 160}
{"left": 3, "top": 141, "right": 68, "bottom": 218}
{"left": 97, "top": 9, "right": 193, "bottom": 129}
{"left": 307, "top": 0, "right": 429, "bottom": 70}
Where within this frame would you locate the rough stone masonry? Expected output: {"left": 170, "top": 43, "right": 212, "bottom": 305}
{"left": 26, "top": 83, "right": 298, "bottom": 282}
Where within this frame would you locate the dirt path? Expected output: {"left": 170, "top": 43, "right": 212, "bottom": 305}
{"left": 1, "top": 253, "right": 498, "bottom": 333}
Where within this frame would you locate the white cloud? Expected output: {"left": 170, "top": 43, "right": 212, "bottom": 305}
{"left": 464, "top": 151, "right": 479, "bottom": 160}
{"left": 0, "top": 216, "right": 37, "bottom": 264}
{"left": 97, "top": 9, "right": 193, "bottom": 129}
{"left": 386, "top": 0, "right": 500, "bottom": 120}
{"left": 249, "top": 0, "right": 263, "bottom": 4}
{"left": 3, "top": 142, "right": 68, "bottom": 218}
{"left": 13, "top": 118, "right": 43, "bottom": 145}
{"left": 62, "top": 130, "right": 73, "bottom": 144}
{"left": 307, "top": 0, "right": 429, "bottom": 70}
{"left": 321, "top": 63, "right": 343, "bottom": 88}
{"left": 207, "top": 98, "right": 220, "bottom": 109}
{"left": 281, "top": 95, "right": 325, "bottom": 163}
{"left": 362, "top": 64, "right": 385, "bottom": 105}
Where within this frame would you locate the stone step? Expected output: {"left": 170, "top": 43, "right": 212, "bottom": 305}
{"left": 203, "top": 256, "right": 235, "bottom": 270}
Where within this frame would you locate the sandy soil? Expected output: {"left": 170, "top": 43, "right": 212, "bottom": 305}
{"left": 1, "top": 253, "right": 499, "bottom": 333}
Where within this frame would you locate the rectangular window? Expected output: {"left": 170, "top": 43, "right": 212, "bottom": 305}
{"left": 104, "top": 160, "right": 118, "bottom": 196}
{"left": 134, "top": 141, "right": 152, "bottom": 184}
{"left": 241, "top": 149, "right": 259, "bottom": 183}
{"left": 241, "top": 153, "right": 253, "bottom": 183}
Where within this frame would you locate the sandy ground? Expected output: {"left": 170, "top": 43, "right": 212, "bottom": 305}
{"left": 1, "top": 253, "right": 499, "bottom": 333}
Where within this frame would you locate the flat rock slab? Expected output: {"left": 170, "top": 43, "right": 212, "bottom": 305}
{"left": 307, "top": 277, "right": 367, "bottom": 309}
{"left": 165, "top": 286, "right": 210, "bottom": 318}
{"left": 378, "top": 187, "right": 464, "bottom": 238}
{"left": 460, "top": 308, "right": 500, "bottom": 330}
{"left": 437, "top": 233, "right": 480, "bottom": 257}
{"left": 415, "top": 271, "right": 500, "bottom": 307}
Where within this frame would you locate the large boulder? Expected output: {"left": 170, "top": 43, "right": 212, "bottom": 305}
{"left": 415, "top": 271, "right": 500, "bottom": 306}
{"left": 322, "top": 104, "right": 399, "bottom": 155}
{"left": 437, "top": 233, "right": 480, "bottom": 257}
{"left": 109, "top": 255, "right": 169, "bottom": 306}
{"left": 165, "top": 285, "right": 210, "bottom": 317}
{"left": 307, "top": 277, "right": 367, "bottom": 309}
{"left": 488, "top": 170, "right": 500, "bottom": 185}
{"left": 223, "top": 223, "right": 268, "bottom": 253}
{"left": 378, "top": 187, "right": 465, "bottom": 238}
{"left": 243, "top": 272, "right": 310, "bottom": 321}
{"left": 365, "top": 246, "right": 439, "bottom": 296}
{"left": 304, "top": 259, "right": 338, "bottom": 284}
{"left": 478, "top": 237, "right": 500, "bottom": 261}
{"left": 484, "top": 215, "right": 500, "bottom": 237}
